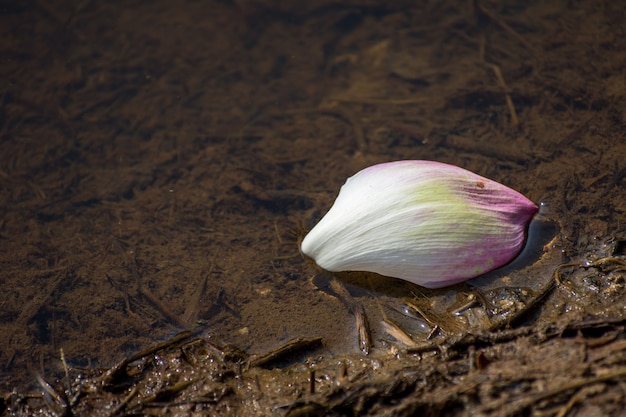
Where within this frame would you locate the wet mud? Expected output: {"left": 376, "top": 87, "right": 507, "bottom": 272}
{"left": 1, "top": 0, "right": 625, "bottom": 415}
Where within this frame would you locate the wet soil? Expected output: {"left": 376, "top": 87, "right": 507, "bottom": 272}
{"left": 1, "top": 0, "right": 625, "bottom": 415}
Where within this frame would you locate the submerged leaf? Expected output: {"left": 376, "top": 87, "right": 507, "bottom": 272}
{"left": 300, "top": 160, "right": 538, "bottom": 288}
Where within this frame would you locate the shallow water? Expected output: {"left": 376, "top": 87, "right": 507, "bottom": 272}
{"left": 1, "top": 0, "right": 625, "bottom": 404}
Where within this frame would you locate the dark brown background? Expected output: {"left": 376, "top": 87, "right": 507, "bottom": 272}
{"left": 1, "top": 0, "right": 625, "bottom": 415}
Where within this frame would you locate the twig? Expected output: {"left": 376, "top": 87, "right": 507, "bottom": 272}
{"left": 330, "top": 278, "right": 372, "bottom": 353}
{"left": 107, "top": 386, "right": 138, "bottom": 417}
{"left": 182, "top": 264, "right": 214, "bottom": 326}
{"left": 249, "top": 337, "right": 323, "bottom": 367}
{"left": 474, "top": 1, "right": 538, "bottom": 55}
{"left": 381, "top": 318, "right": 418, "bottom": 347}
{"left": 355, "top": 306, "right": 372, "bottom": 354}
{"left": 140, "top": 287, "right": 187, "bottom": 328}
{"left": 102, "top": 331, "right": 193, "bottom": 384}
{"left": 489, "top": 274, "right": 557, "bottom": 330}
{"left": 486, "top": 63, "right": 519, "bottom": 127}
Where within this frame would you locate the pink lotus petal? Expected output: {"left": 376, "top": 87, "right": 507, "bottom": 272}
{"left": 300, "top": 160, "right": 538, "bottom": 288}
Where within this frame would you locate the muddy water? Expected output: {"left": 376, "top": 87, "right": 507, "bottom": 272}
{"left": 1, "top": 0, "right": 625, "bottom": 402}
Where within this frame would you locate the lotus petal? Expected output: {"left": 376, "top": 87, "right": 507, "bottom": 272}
{"left": 300, "top": 160, "right": 538, "bottom": 288}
